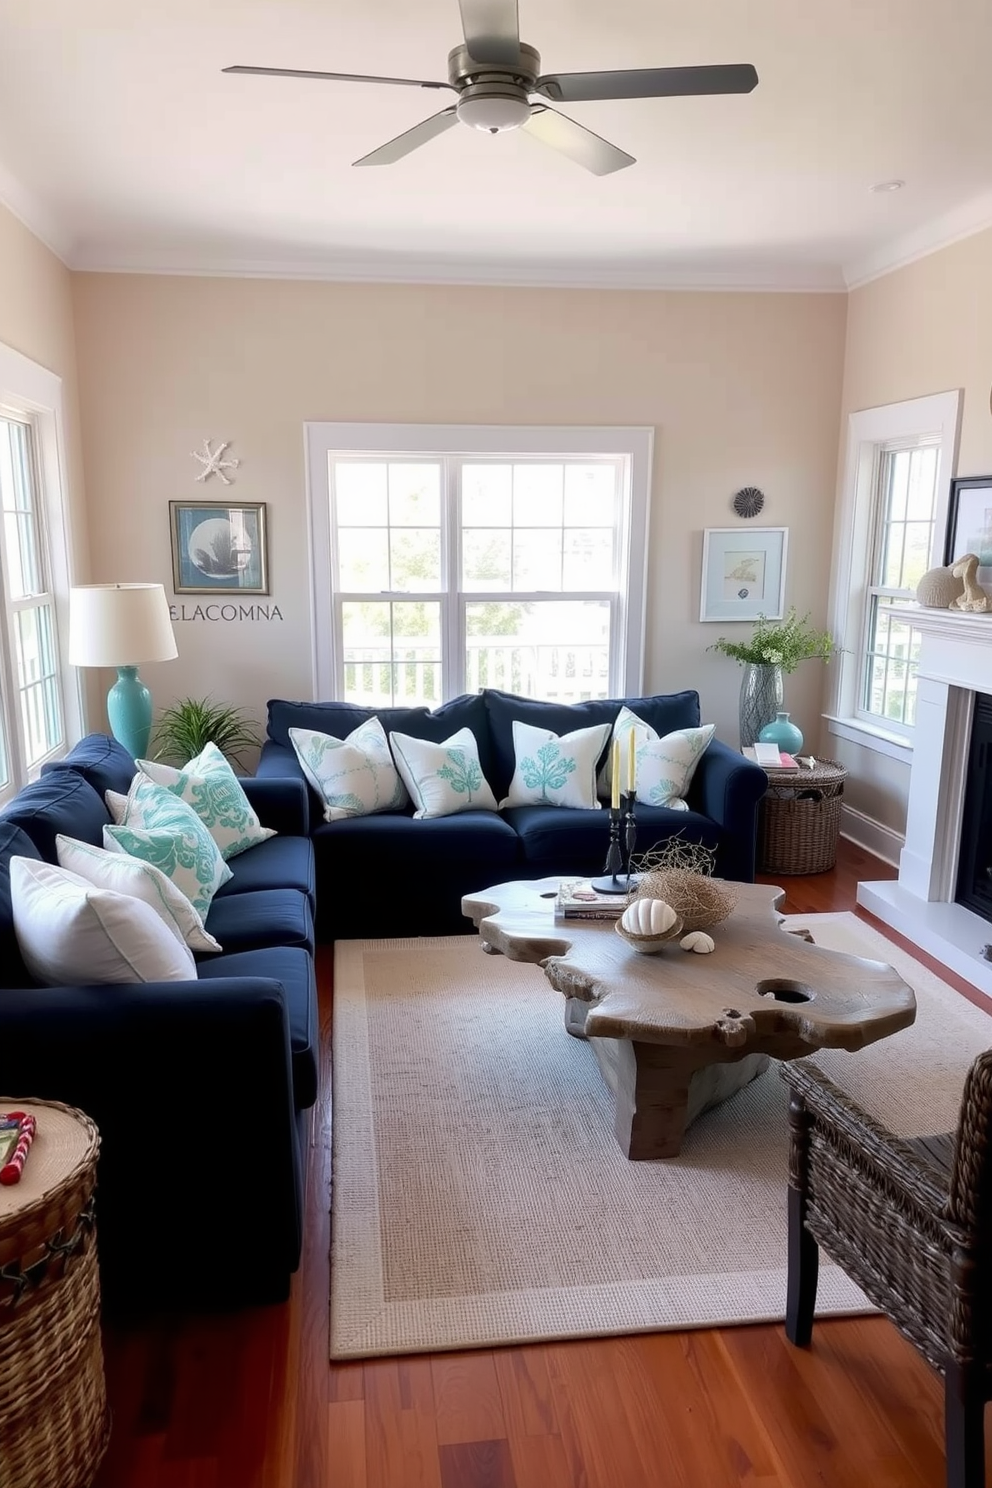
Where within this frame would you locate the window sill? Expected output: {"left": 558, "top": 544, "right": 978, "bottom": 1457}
{"left": 824, "top": 714, "right": 914, "bottom": 763}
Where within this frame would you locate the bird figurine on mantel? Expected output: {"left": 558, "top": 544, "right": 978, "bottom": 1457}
{"left": 948, "top": 553, "right": 992, "bottom": 613}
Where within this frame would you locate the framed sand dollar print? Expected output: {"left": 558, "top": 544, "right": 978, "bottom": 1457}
{"left": 169, "top": 500, "right": 269, "bottom": 595}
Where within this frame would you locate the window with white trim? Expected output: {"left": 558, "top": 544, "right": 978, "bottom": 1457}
{"left": 826, "top": 391, "right": 960, "bottom": 758}
{"left": 859, "top": 440, "right": 940, "bottom": 733}
{"left": 307, "top": 425, "right": 652, "bottom": 706}
{"left": 0, "top": 342, "right": 77, "bottom": 804}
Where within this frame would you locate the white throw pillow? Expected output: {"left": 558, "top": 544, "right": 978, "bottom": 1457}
{"left": 289, "top": 718, "right": 407, "bottom": 822}
{"left": 105, "top": 789, "right": 128, "bottom": 824}
{"left": 136, "top": 742, "right": 275, "bottom": 860}
{"left": 389, "top": 727, "right": 498, "bottom": 820}
{"left": 500, "top": 720, "right": 611, "bottom": 810}
{"left": 56, "top": 834, "right": 222, "bottom": 954}
{"left": 10, "top": 857, "right": 197, "bottom": 985}
{"left": 104, "top": 774, "right": 232, "bottom": 918}
{"left": 600, "top": 706, "right": 714, "bottom": 810}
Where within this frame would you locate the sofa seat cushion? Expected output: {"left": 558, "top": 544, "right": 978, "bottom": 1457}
{"left": 211, "top": 835, "right": 316, "bottom": 911}
{"left": 197, "top": 945, "right": 318, "bottom": 1107}
{"left": 0, "top": 771, "right": 110, "bottom": 859}
{"left": 312, "top": 806, "right": 520, "bottom": 870}
{"left": 203, "top": 888, "right": 315, "bottom": 957}
{"left": 484, "top": 689, "right": 702, "bottom": 801}
{"left": 41, "top": 733, "right": 137, "bottom": 798}
{"left": 502, "top": 803, "right": 721, "bottom": 867}
{"left": 267, "top": 693, "right": 496, "bottom": 792}
{"left": 0, "top": 822, "right": 43, "bottom": 987}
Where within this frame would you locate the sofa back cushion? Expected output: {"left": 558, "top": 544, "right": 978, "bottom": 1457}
{"left": 483, "top": 689, "right": 701, "bottom": 802}
{"left": 267, "top": 693, "right": 495, "bottom": 789}
{"left": 0, "top": 771, "right": 111, "bottom": 860}
{"left": 0, "top": 822, "right": 43, "bottom": 986}
{"left": 41, "top": 733, "right": 137, "bottom": 797}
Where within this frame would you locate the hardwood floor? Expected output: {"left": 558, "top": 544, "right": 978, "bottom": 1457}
{"left": 94, "top": 842, "right": 989, "bottom": 1487}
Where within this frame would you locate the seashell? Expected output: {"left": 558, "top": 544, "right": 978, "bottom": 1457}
{"left": 680, "top": 931, "right": 715, "bottom": 954}
{"left": 916, "top": 563, "right": 965, "bottom": 609}
{"left": 622, "top": 898, "right": 677, "bottom": 937}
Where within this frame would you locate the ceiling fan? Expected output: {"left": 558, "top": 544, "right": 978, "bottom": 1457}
{"left": 223, "top": 0, "right": 758, "bottom": 176}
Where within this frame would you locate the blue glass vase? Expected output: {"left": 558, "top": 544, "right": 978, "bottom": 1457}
{"left": 758, "top": 711, "right": 804, "bottom": 755}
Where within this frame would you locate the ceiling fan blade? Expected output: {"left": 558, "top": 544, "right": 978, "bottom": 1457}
{"left": 521, "top": 104, "right": 634, "bottom": 175}
{"left": 353, "top": 107, "right": 459, "bottom": 167}
{"left": 535, "top": 63, "right": 759, "bottom": 103}
{"left": 457, "top": 0, "right": 520, "bottom": 65}
{"left": 223, "top": 64, "right": 454, "bottom": 92}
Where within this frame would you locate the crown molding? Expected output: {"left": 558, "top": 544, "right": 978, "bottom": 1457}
{"left": 843, "top": 189, "right": 992, "bottom": 289}
{"left": 68, "top": 245, "right": 847, "bottom": 294}
{"left": 0, "top": 159, "right": 73, "bottom": 266}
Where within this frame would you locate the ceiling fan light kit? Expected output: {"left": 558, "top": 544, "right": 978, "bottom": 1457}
{"left": 224, "top": 0, "right": 757, "bottom": 175}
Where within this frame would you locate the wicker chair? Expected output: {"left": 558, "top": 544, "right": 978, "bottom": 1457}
{"left": 783, "top": 1052, "right": 992, "bottom": 1488}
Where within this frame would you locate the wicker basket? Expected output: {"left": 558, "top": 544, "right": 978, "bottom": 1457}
{"left": 757, "top": 759, "right": 847, "bottom": 876}
{"left": 0, "top": 1098, "right": 109, "bottom": 1488}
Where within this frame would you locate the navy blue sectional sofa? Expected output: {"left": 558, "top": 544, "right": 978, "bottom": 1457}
{"left": 257, "top": 688, "right": 767, "bottom": 941}
{"left": 0, "top": 734, "right": 317, "bottom": 1310}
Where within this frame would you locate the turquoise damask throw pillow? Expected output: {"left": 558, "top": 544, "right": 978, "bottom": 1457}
{"left": 104, "top": 774, "right": 232, "bottom": 918}
{"left": 136, "top": 741, "right": 275, "bottom": 861}
{"left": 289, "top": 718, "right": 408, "bottom": 822}
{"left": 500, "top": 720, "right": 611, "bottom": 810}
{"left": 389, "top": 727, "right": 498, "bottom": 820}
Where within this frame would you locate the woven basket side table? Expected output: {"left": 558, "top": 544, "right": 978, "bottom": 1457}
{"left": 756, "top": 758, "right": 848, "bottom": 876}
{"left": 0, "top": 1098, "right": 109, "bottom": 1488}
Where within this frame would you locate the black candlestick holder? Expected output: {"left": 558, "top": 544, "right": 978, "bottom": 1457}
{"left": 591, "top": 792, "right": 640, "bottom": 894}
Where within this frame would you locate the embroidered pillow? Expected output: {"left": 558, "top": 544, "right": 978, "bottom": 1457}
{"left": 500, "top": 720, "right": 611, "bottom": 810}
{"left": 389, "top": 727, "right": 498, "bottom": 820}
{"left": 10, "top": 856, "right": 197, "bottom": 986}
{"left": 104, "top": 774, "right": 232, "bottom": 918}
{"left": 289, "top": 718, "right": 407, "bottom": 822}
{"left": 135, "top": 742, "right": 275, "bottom": 860}
{"left": 56, "top": 833, "right": 222, "bottom": 954}
{"left": 600, "top": 706, "right": 714, "bottom": 810}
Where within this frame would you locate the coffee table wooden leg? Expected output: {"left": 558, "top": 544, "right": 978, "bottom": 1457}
{"left": 590, "top": 1039, "right": 692, "bottom": 1159}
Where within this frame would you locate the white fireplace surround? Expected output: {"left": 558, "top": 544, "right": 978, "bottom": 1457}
{"left": 858, "top": 605, "right": 992, "bottom": 996}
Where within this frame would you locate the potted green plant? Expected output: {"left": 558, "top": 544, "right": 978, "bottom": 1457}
{"left": 151, "top": 696, "right": 261, "bottom": 769}
{"left": 709, "top": 608, "right": 836, "bottom": 749}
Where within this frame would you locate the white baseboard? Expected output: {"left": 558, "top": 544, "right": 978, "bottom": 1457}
{"left": 839, "top": 804, "right": 904, "bottom": 867}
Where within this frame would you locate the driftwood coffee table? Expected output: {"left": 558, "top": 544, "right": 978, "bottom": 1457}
{"left": 462, "top": 879, "right": 916, "bottom": 1160}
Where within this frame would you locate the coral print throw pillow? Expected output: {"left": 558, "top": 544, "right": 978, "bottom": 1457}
{"left": 602, "top": 705, "right": 714, "bottom": 810}
{"left": 388, "top": 727, "right": 498, "bottom": 820}
{"left": 104, "top": 774, "right": 232, "bottom": 918}
{"left": 500, "top": 720, "right": 611, "bottom": 810}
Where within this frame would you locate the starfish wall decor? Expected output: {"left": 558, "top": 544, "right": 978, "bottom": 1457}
{"left": 191, "top": 439, "right": 240, "bottom": 485}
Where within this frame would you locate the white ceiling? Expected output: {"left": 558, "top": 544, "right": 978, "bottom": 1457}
{"left": 1, "top": 0, "right": 991, "bottom": 289}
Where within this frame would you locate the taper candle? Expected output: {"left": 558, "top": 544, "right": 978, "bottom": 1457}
{"left": 628, "top": 728, "right": 636, "bottom": 797}
{"left": 611, "top": 739, "right": 621, "bottom": 810}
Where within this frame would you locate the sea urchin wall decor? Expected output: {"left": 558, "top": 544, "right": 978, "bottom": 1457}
{"left": 732, "top": 486, "right": 765, "bottom": 518}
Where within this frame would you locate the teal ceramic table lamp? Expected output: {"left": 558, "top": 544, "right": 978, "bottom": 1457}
{"left": 68, "top": 583, "right": 178, "bottom": 759}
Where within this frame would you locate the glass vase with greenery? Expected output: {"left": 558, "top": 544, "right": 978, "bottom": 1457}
{"left": 152, "top": 697, "right": 261, "bottom": 770}
{"left": 709, "top": 609, "right": 836, "bottom": 749}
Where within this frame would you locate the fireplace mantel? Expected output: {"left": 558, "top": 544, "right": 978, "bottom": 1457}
{"left": 858, "top": 603, "right": 992, "bottom": 995}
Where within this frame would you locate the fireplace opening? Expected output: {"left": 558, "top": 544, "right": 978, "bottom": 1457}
{"left": 956, "top": 693, "right": 992, "bottom": 925}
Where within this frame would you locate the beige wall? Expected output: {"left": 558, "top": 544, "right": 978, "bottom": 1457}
{"left": 831, "top": 226, "right": 992, "bottom": 834}
{"left": 71, "top": 274, "right": 846, "bottom": 747}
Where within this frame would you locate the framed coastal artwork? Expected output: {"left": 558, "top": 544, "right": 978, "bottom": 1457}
{"left": 169, "top": 500, "right": 269, "bottom": 595}
{"left": 699, "top": 527, "right": 788, "bottom": 622}
{"left": 944, "top": 476, "right": 992, "bottom": 599}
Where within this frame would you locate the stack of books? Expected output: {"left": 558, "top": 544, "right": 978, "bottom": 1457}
{"left": 743, "top": 745, "right": 801, "bottom": 770}
{"left": 555, "top": 880, "right": 627, "bottom": 920}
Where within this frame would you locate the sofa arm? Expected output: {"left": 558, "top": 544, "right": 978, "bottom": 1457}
{"left": 255, "top": 742, "right": 320, "bottom": 833}
{"left": 240, "top": 773, "right": 309, "bottom": 836}
{"left": 0, "top": 978, "right": 303, "bottom": 1307}
{"left": 690, "top": 739, "right": 767, "bottom": 882}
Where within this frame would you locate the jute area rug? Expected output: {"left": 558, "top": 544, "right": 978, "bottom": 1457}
{"left": 330, "top": 912, "right": 992, "bottom": 1360}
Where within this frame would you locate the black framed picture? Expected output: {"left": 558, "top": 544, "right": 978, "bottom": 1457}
{"left": 169, "top": 500, "right": 269, "bottom": 595}
{"left": 945, "top": 476, "right": 992, "bottom": 598}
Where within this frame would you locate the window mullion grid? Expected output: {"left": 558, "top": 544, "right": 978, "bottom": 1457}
{"left": 443, "top": 455, "right": 462, "bottom": 698}
{"left": 0, "top": 521, "right": 24, "bottom": 791}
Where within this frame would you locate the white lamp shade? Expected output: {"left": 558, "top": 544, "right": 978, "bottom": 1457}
{"left": 68, "top": 584, "right": 179, "bottom": 667}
